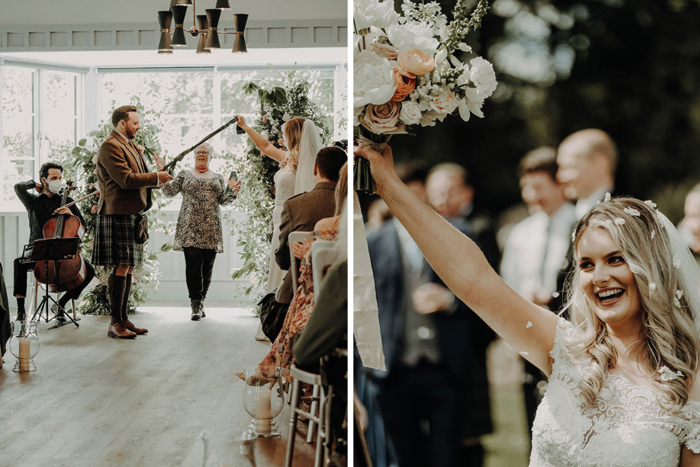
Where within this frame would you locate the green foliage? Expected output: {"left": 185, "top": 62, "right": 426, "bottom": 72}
{"left": 225, "top": 70, "right": 333, "bottom": 310}
{"left": 55, "top": 101, "right": 173, "bottom": 315}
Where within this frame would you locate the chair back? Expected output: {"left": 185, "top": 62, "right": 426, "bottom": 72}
{"left": 311, "top": 242, "right": 336, "bottom": 292}
{"left": 288, "top": 231, "right": 313, "bottom": 291}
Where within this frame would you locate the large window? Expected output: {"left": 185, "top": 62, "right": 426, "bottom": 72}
{"left": 1, "top": 65, "right": 83, "bottom": 204}
{"left": 1, "top": 61, "right": 343, "bottom": 208}
{"left": 99, "top": 67, "right": 338, "bottom": 173}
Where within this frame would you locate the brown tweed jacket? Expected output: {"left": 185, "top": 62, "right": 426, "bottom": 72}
{"left": 274, "top": 181, "right": 337, "bottom": 304}
{"left": 96, "top": 131, "right": 159, "bottom": 215}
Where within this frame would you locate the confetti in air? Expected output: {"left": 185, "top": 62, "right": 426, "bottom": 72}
{"left": 676, "top": 290, "right": 684, "bottom": 299}
{"left": 526, "top": 321, "right": 533, "bottom": 329}
{"left": 604, "top": 192, "right": 612, "bottom": 202}
{"left": 644, "top": 200, "right": 657, "bottom": 209}
{"left": 674, "top": 298, "right": 681, "bottom": 308}
{"left": 649, "top": 282, "right": 657, "bottom": 293}
{"left": 658, "top": 366, "right": 683, "bottom": 381}
{"left": 614, "top": 218, "right": 626, "bottom": 225}
{"left": 552, "top": 292, "right": 560, "bottom": 298}
{"left": 624, "top": 207, "right": 641, "bottom": 217}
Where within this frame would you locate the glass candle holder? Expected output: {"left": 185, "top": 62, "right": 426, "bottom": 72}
{"left": 9, "top": 320, "right": 40, "bottom": 372}
{"left": 200, "top": 431, "right": 257, "bottom": 467}
{"left": 241, "top": 365, "right": 284, "bottom": 438}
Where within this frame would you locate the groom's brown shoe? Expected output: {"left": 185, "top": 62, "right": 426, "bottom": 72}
{"left": 108, "top": 322, "right": 137, "bottom": 339}
{"left": 123, "top": 319, "right": 148, "bottom": 335}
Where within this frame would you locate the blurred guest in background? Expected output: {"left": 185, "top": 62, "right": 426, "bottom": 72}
{"left": 500, "top": 147, "right": 576, "bottom": 434}
{"left": 556, "top": 128, "right": 617, "bottom": 219}
{"left": 680, "top": 183, "right": 700, "bottom": 261}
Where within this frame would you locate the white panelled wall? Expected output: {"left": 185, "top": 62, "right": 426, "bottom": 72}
{"left": 0, "top": 207, "right": 260, "bottom": 309}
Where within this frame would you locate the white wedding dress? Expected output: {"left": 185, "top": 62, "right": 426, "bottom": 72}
{"left": 266, "top": 164, "right": 296, "bottom": 293}
{"left": 530, "top": 318, "right": 700, "bottom": 466}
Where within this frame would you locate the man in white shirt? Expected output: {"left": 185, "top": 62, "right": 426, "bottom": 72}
{"left": 501, "top": 147, "right": 576, "bottom": 306}
{"left": 556, "top": 128, "right": 617, "bottom": 219}
{"left": 500, "top": 147, "right": 576, "bottom": 433}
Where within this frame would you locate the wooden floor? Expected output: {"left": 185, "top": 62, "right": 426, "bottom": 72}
{"left": 0, "top": 305, "right": 316, "bottom": 467}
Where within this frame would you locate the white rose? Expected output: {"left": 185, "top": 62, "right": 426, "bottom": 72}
{"left": 354, "top": 0, "right": 399, "bottom": 31}
{"left": 282, "top": 113, "right": 291, "bottom": 121}
{"left": 399, "top": 101, "right": 422, "bottom": 125}
{"left": 353, "top": 106, "right": 364, "bottom": 126}
{"left": 387, "top": 22, "right": 439, "bottom": 55}
{"left": 354, "top": 50, "right": 397, "bottom": 108}
{"left": 469, "top": 57, "right": 498, "bottom": 98}
{"left": 430, "top": 88, "right": 458, "bottom": 115}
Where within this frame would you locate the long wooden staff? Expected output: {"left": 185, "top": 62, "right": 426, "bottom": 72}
{"left": 53, "top": 190, "right": 100, "bottom": 213}
{"left": 162, "top": 115, "right": 240, "bottom": 173}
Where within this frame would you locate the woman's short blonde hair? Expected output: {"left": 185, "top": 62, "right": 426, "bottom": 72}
{"left": 565, "top": 197, "right": 700, "bottom": 409}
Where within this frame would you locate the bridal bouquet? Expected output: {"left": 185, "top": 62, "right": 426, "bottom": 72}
{"left": 354, "top": 0, "right": 495, "bottom": 193}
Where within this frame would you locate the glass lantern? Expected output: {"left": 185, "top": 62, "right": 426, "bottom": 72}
{"left": 200, "top": 431, "right": 257, "bottom": 467}
{"left": 242, "top": 365, "right": 284, "bottom": 438}
{"left": 9, "top": 320, "right": 40, "bottom": 372}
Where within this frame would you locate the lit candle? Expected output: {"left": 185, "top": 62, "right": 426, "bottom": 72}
{"left": 255, "top": 389, "right": 273, "bottom": 433}
{"left": 19, "top": 338, "right": 30, "bottom": 372}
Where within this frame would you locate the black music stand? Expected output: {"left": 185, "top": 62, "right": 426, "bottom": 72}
{"left": 29, "top": 237, "right": 80, "bottom": 328}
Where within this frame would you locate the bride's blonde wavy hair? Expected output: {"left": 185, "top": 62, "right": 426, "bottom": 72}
{"left": 280, "top": 117, "right": 305, "bottom": 172}
{"left": 564, "top": 197, "right": 700, "bottom": 410}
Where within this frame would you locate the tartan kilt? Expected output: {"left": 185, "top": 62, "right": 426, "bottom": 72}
{"left": 92, "top": 214, "right": 144, "bottom": 267}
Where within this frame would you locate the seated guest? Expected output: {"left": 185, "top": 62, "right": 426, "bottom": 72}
{"left": 239, "top": 157, "right": 347, "bottom": 379}
{"left": 162, "top": 143, "right": 241, "bottom": 320}
{"left": 13, "top": 162, "right": 96, "bottom": 322}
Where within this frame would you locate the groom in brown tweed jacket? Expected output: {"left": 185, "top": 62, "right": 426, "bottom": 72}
{"left": 274, "top": 146, "right": 347, "bottom": 304}
{"left": 93, "top": 105, "right": 173, "bottom": 339}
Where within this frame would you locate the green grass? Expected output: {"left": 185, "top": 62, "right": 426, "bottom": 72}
{"left": 482, "top": 386, "right": 530, "bottom": 467}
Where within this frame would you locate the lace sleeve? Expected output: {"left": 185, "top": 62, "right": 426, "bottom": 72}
{"left": 680, "top": 402, "right": 700, "bottom": 454}
{"left": 549, "top": 317, "right": 577, "bottom": 374}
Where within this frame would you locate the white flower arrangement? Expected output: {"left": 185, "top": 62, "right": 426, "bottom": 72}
{"left": 353, "top": 0, "right": 493, "bottom": 193}
{"left": 354, "top": 0, "right": 495, "bottom": 135}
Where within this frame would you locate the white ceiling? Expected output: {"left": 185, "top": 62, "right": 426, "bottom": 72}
{"left": 0, "top": 0, "right": 347, "bottom": 26}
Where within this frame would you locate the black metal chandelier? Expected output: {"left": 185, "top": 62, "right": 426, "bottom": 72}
{"left": 158, "top": 0, "right": 248, "bottom": 54}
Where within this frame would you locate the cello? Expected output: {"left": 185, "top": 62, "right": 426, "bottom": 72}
{"left": 33, "top": 180, "right": 88, "bottom": 293}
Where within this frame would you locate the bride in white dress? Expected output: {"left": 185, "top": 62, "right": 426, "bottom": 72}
{"left": 355, "top": 144, "right": 700, "bottom": 467}
{"left": 234, "top": 114, "right": 322, "bottom": 294}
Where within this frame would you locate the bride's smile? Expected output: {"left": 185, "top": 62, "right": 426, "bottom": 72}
{"left": 577, "top": 227, "right": 641, "bottom": 328}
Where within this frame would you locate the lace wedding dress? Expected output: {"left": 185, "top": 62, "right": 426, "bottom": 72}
{"left": 530, "top": 318, "right": 700, "bottom": 466}
{"left": 266, "top": 164, "right": 296, "bottom": 293}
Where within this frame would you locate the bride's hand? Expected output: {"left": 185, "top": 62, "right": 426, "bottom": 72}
{"left": 353, "top": 144, "right": 401, "bottom": 197}
{"left": 234, "top": 114, "right": 248, "bottom": 130}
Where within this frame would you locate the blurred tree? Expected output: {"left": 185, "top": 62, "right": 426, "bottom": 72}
{"left": 388, "top": 0, "right": 700, "bottom": 221}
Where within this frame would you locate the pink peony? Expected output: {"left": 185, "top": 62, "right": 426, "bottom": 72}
{"left": 396, "top": 48, "right": 435, "bottom": 78}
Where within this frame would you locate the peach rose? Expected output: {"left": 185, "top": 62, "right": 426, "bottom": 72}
{"left": 360, "top": 101, "right": 401, "bottom": 134}
{"left": 396, "top": 48, "right": 435, "bottom": 78}
{"left": 368, "top": 42, "right": 398, "bottom": 60}
{"left": 391, "top": 69, "right": 416, "bottom": 102}
{"left": 430, "top": 88, "right": 458, "bottom": 115}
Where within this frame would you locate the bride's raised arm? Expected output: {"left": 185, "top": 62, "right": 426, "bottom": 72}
{"left": 355, "top": 144, "right": 560, "bottom": 375}
{"left": 234, "top": 114, "right": 286, "bottom": 163}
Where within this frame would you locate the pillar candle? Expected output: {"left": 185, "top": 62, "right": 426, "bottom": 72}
{"left": 255, "top": 389, "right": 273, "bottom": 433}
{"left": 19, "top": 338, "right": 30, "bottom": 372}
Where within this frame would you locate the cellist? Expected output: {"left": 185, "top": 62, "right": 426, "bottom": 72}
{"left": 13, "top": 162, "right": 96, "bottom": 322}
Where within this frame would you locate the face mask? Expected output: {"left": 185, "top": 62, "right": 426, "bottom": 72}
{"left": 46, "top": 179, "right": 63, "bottom": 194}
